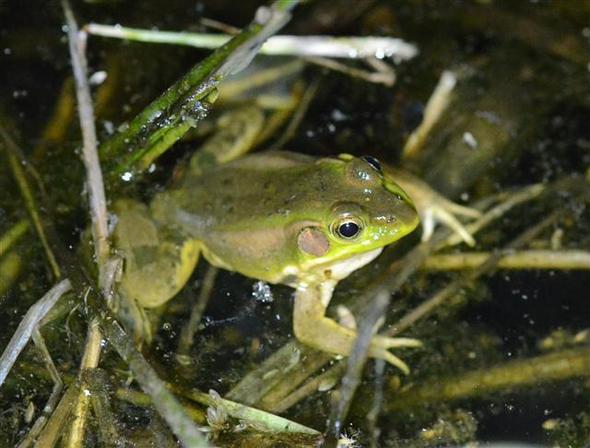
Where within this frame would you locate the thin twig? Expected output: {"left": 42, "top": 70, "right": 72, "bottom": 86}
{"left": 85, "top": 369, "right": 121, "bottom": 446}
{"left": 0, "top": 279, "right": 72, "bottom": 386}
{"left": 306, "top": 55, "right": 396, "bottom": 86}
{"left": 61, "top": 1, "right": 110, "bottom": 444}
{"left": 266, "top": 77, "right": 321, "bottom": 152}
{"left": 218, "top": 60, "right": 304, "bottom": 101}
{"left": 327, "top": 291, "right": 392, "bottom": 441}
{"left": 177, "top": 266, "right": 219, "bottom": 362}
{"left": 85, "top": 24, "right": 419, "bottom": 61}
{"left": 402, "top": 70, "right": 457, "bottom": 161}
{"left": 1, "top": 127, "right": 61, "bottom": 279}
{"left": 63, "top": 0, "right": 109, "bottom": 267}
{"left": 438, "top": 184, "right": 545, "bottom": 249}
{"left": 34, "top": 381, "right": 81, "bottom": 447}
{"left": 16, "top": 329, "right": 64, "bottom": 448}
{"left": 33, "top": 78, "right": 76, "bottom": 161}
{"left": 391, "top": 213, "right": 559, "bottom": 335}
{"left": 367, "top": 359, "right": 386, "bottom": 448}
{"left": 200, "top": 16, "right": 241, "bottom": 35}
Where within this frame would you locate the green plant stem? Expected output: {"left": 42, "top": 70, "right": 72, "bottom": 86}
{"left": 1, "top": 128, "right": 61, "bottom": 279}
{"left": 172, "top": 385, "right": 321, "bottom": 436}
{"left": 422, "top": 249, "right": 590, "bottom": 271}
{"left": 0, "top": 252, "right": 22, "bottom": 297}
{"left": 386, "top": 347, "right": 590, "bottom": 411}
{"left": 98, "top": 1, "right": 294, "bottom": 180}
{"left": 0, "top": 219, "right": 29, "bottom": 258}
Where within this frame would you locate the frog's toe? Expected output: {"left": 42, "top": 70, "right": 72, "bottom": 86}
{"left": 420, "top": 209, "right": 436, "bottom": 242}
{"left": 421, "top": 204, "right": 476, "bottom": 246}
{"left": 368, "top": 345, "right": 411, "bottom": 374}
{"left": 368, "top": 335, "right": 422, "bottom": 374}
{"left": 436, "top": 207, "right": 476, "bottom": 246}
{"left": 372, "top": 334, "right": 423, "bottom": 349}
{"left": 445, "top": 201, "right": 481, "bottom": 218}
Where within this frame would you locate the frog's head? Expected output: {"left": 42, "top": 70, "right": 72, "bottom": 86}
{"left": 284, "top": 154, "right": 419, "bottom": 285}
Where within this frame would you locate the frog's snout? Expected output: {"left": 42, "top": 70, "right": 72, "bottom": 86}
{"left": 374, "top": 199, "right": 419, "bottom": 236}
{"left": 397, "top": 200, "right": 420, "bottom": 229}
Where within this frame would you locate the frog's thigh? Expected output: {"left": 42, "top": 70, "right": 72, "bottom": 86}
{"left": 293, "top": 285, "right": 418, "bottom": 374}
{"left": 113, "top": 199, "right": 200, "bottom": 308}
{"left": 189, "top": 104, "right": 265, "bottom": 174}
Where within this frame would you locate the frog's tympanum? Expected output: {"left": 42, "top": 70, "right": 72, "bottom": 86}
{"left": 113, "top": 150, "right": 422, "bottom": 372}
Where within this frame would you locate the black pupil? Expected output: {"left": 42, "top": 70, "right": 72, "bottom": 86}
{"left": 339, "top": 221, "right": 360, "bottom": 238}
{"left": 361, "top": 155, "right": 382, "bottom": 173}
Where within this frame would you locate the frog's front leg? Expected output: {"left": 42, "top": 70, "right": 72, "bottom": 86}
{"left": 112, "top": 199, "right": 200, "bottom": 340}
{"left": 293, "top": 282, "right": 421, "bottom": 374}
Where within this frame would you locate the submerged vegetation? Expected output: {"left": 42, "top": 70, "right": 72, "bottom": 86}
{"left": 1, "top": 1, "right": 590, "bottom": 446}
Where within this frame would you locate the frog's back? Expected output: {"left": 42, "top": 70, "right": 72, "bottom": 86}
{"left": 170, "top": 151, "right": 316, "bottom": 231}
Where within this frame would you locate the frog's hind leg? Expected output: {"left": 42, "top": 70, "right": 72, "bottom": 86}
{"left": 112, "top": 199, "right": 200, "bottom": 342}
{"left": 293, "top": 283, "right": 421, "bottom": 374}
{"left": 189, "top": 104, "right": 265, "bottom": 175}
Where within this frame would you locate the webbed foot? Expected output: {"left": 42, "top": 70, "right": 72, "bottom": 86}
{"left": 368, "top": 335, "right": 422, "bottom": 374}
{"left": 386, "top": 167, "right": 481, "bottom": 246}
{"left": 294, "top": 285, "right": 421, "bottom": 373}
{"left": 418, "top": 196, "right": 481, "bottom": 246}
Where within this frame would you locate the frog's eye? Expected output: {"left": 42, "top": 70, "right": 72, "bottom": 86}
{"left": 333, "top": 217, "right": 363, "bottom": 240}
{"left": 361, "top": 155, "right": 382, "bottom": 174}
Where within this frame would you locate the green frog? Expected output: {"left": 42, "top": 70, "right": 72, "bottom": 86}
{"left": 112, "top": 105, "right": 478, "bottom": 373}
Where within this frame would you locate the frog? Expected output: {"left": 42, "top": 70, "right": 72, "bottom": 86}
{"left": 111, "top": 104, "right": 479, "bottom": 373}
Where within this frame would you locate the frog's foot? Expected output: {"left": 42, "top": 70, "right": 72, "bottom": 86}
{"left": 294, "top": 288, "right": 421, "bottom": 374}
{"left": 335, "top": 306, "right": 421, "bottom": 372}
{"left": 387, "top": 167, "right": 481, "bottom": 246}
{"left": 368, "top": 335, "right": 422, "bottom": 374}
{"left": 420, "top": 198, "right": 481, "bottom": 247}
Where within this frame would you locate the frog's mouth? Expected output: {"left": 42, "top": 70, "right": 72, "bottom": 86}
{"left": 282, "top": 246, "right": 384, "bottom": 286}
{"left": 315, "top": 247, "right": 384, "bottom": 281}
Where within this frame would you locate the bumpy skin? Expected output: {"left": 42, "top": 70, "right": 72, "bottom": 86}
{"left": 114, "top": 151, "right": 422, "bottom": 370}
